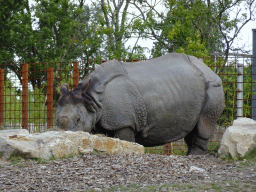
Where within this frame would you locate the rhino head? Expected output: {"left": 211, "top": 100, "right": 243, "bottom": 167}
{"left": 55, "top": 80, "right": 99, "bottom": 132}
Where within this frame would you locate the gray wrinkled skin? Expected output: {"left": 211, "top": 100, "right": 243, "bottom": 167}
{"left": 55, "top": 53, "right": 225, "bottom": 155}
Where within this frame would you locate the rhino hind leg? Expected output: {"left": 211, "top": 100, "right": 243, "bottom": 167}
{"left": 184, "top": 127, "right": 196, "bottom": 155}
{"left": 185, "top": 115, "right": 216, "bottom": 155}
{"left": 114, "top": 127, "right": 135, "bottom": 143}
{"left": 186, "top": 83, "right": 224, "bottom": 155}
{"left": 185, "top": 125, "right": 210, "bottom": 155}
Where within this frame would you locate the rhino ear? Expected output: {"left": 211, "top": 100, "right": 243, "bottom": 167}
{"left": 80, "top": 79, "right": 99, "bottom": 112}
{"left": 81, "top": 79, "right": 91, "bottom": 92}
{"left": 60, "top": 84, "right": 69, "bottom": 95}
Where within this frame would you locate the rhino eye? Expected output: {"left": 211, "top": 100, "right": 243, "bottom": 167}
{"left": 77, "top": 117, "right": 80, "bottom": 123}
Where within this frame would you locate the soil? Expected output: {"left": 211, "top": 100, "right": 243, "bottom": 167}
{"left": 0, "top": 153, "right": 256, "bottom": 192}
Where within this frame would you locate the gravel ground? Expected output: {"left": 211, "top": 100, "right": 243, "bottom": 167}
{"left": 0, "top": 153, "right": 256, "bottom": 192}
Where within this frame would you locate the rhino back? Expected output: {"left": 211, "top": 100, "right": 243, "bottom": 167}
{"left": 120, "top": 53, "right": 206, "bottom": 142}
{"left": 187, "top": 55, "right": 222, "bottom": 85}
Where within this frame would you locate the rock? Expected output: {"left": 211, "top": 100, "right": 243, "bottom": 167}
{"left": 232, "top": 117, "right": 256, "bottom": 126}
{"left": 189, "top": 166, "right": 206, "bottom": 172}
{"left": 0, "top": 129, "right": 144, "bottom": 160}
{"left": 218, "top": 118, "right": 256, "bottom": 159}
{"left": 92, "top": 188, "right": 102, "bottom": 192}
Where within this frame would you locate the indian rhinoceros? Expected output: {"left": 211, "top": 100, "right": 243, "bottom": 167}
{"left": 55, "top": 53, "right": 224, "bottom": 155}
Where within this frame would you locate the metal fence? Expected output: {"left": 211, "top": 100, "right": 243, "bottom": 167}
{"left": 0, "top": 54, "right": 254, "bottom": 155}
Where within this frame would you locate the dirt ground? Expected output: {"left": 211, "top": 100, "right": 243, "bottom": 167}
{"left": 0, "top": 153, "right": 256, "bottom": 191}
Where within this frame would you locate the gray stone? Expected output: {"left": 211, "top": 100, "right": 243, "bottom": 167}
{"left": 218, "top": 118, "right": 256, "bottom": 159}
{"left": 232, "top": 117, "right": 256, "bottom": 126}
{"left": 189, "top": 166, "right": 206, "bottom": 172}
{"left": 0, "top": 129, "right": 144, "bottom": 160}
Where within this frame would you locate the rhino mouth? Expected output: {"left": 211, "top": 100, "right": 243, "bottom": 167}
{"left": 57, "top": 116, "right": 76, "bottom": 131}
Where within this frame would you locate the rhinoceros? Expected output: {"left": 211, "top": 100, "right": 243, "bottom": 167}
{"left": 55, "top": 53, "right": 224, "bottom": 155}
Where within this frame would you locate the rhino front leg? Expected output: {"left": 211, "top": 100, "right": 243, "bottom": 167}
{"left": 114, "top": 127, "right": 135, "bottom": 143}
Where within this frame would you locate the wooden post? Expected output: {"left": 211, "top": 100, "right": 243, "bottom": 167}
{"left": 47, "top": 67, "right": 54, "bottom": 129}
{"left": 22, "top": 64, "right": 29, "bottom": 130}
{"left": 0, "top": 68, "right": 4, "bottom": 127}
{"left": 73, "top": 61, "right": 79, "bottom": 90}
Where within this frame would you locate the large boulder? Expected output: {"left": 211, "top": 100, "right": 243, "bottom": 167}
{"left": 0, "top": 129, "right": 144, "bottom": 160}
{"left": 218, "top": 118, "right": 256, "bottom": 159}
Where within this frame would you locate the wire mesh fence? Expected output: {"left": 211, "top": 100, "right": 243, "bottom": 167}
{"left": 0, "top": 54, "right": 254, "bottom": 155}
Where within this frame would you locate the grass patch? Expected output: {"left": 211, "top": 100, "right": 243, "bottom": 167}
{"left": 208, "top": 142, "right": 220, "bottom": 154}
{"left": 58, "top": 153, "right": 77, "bottom": 159}
{"left": 8, "top": 149, "right": 38, "bottom": 165}
{"left": 92, "top": 149, "right": 110, "bottom": 156}
{"left": 221, "top": 147, "right": 256, "bottom": 166}
{"left": 211, "top": 183, "right": 222, "bottom": 191}
{"left": 145, "top": 146, "right": 165, "bottom": 155}
{"left": 241, "top": 147, "right": 256, "bottom": 161}
{"left": 7, "top": 149, "right": 52, "bottom": 165}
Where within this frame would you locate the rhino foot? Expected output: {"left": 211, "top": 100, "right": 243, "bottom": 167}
{"left": 188, "top": 146, "right": 207, "bottom": 155}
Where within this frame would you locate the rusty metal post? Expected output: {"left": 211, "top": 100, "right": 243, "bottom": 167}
{"left": 73, "top": 61, "right": 79, "bottom": 90}
{"left": 0, "top": 68, "right": 4, "bottom": 127}
{"left": 22, "top": 64, "right": 29, "bottom": 129}
{"left": 47, "top": 67, "right": 54, "bottom": 129}
{"left": 164, "top": 143, "right": 172, "bottom": 155}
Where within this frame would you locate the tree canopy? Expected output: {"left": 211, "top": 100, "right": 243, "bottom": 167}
{"left": 0, "top": 0, "right": 255, "bottom": 64}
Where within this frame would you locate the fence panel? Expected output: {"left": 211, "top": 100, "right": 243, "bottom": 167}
{"left": 0, "top": 68, "right": 4, "bottom": 127}
{"left": 0, "top": 55, "right": 254, "bottom": 155}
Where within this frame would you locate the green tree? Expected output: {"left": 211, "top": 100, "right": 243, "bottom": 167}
{"left": 0, "top": 0, "right": 27, "bottom": 63}
{"left": 94, "top": 0, "right": 132, "bottom": 59}
{"left": 133, "top": 0, "right": 255, "bottom": 60}
{"left": 0, "top": 0, "right": 106, "bottom": 89}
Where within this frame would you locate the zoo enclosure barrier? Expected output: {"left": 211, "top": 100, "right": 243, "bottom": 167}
{"left": 0, "top": 54, "right": 255, "bottom": 155}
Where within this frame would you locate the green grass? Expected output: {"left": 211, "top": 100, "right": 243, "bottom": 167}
{"left": 145, "top": 146, "right": 165, "bottom": 155}
{"left": 7, "top": 149, "right": 51, "bottom": 165}
{"left": 207, "top": 142, "right": 220, "bottom": 154}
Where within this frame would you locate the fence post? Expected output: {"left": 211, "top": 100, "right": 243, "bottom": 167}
{"left": 164, "top": 143, "right": 172, "bottom": 155}
{"left": 73, "top": 61, "right": 79, "bottom": 90}
{"left": 252, "top": 29, "right": 256, "bottom": 120}
{"left": 237, "top": 64, "right": 244, "bottom": 118}
{"left": 22, "top": 64, "right": 29, "bottom": 130}
{"left": 47, "top": 67, "right": 54, "bottom": 129}
{"left": 0, "top": 68, "right": 4, "bottom": 127}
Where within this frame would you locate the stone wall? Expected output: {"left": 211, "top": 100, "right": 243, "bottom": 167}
{"left": 0, "top": 129, "right": 144, "bottom": 160}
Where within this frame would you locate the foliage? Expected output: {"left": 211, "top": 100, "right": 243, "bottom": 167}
{"left": 0, "top": 0, "right": 28, "bottom": 63}
{"left": 1, "top": 0, "right": 255, "bottom": 90}
{"left": 176, "top": 37, "right": 210, "bottom": 59}
{"left": 134, "top": 0, "right": 255, "bottom": 60}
